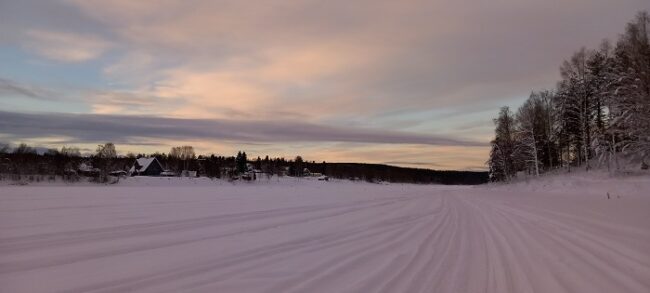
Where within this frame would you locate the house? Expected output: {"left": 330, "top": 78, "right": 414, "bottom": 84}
{"left": 181, "top": 170, "right": 197, "bottom": 177}
{"left": 160, "top": 170, "right": 177, "bottom": 177}
{"left": 241, "top": 172, "right": 254, "bottom": 181}
{"left": 129, "top": 157, "right": 164, "bottom": 176}
{"left": 78, "top": 162, "right": 99, "bottom": 177}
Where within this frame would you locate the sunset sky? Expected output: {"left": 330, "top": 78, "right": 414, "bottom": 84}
{"left": 1, "top": 0, "right": 647, "bottom": 170}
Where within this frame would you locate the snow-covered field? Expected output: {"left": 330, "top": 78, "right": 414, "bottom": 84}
{"left": 1, "top": 175, "right": 649, "bottom": 293}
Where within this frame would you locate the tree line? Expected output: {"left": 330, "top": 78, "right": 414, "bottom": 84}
{"left": 488, "top": 11, "right": 650, "bottom": 181}
{"left": 0, "top": 143, "right": 487, "bottom": 185}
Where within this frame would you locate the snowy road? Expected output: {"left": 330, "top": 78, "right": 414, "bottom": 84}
{"left": 1, "top": 177, "right": 649, "bottom": 292}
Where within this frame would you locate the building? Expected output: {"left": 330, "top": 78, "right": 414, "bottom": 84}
{"left": 129, "top": 157, "right": 164, "bottom": 176}
{"left": 181, "top": 170, "right": 197, "bottom": 177}
{"left": 78, "top": 162, "right": 99, "bottom": 177}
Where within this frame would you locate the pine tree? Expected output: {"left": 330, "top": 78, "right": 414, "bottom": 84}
{"left": 235, "top": 151, "right": 248, "bottom": 174}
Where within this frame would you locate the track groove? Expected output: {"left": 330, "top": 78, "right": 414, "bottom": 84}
{"left": 1, "top": 182, "right": 648, "bottom": 293}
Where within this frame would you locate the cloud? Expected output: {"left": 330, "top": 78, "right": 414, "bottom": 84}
{"left": 0, "top": 77, "right": 186, "bottom": 115}
{"left": 1, "top": 0, "right": 647, "bottom": 169}
{"left": 5, "top": 0, "right": 647, "bottom": 120}
{"left": 88, "top": 91, "right": 186, "bottom": 115}
{"left": 24, "top": 30, "right": 111, "bottom": 62}
{"left": 0, "top": 78, "right": 56, "bottom": 100}
{"left": 45, "top": 0, "right": 645, "bottom": 120}
{"left": 0, "top": 110, "right": 485, "bottom": 147}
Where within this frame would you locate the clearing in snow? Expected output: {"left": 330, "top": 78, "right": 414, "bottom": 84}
{"left": 1, "top": 175, "right": 649, "bottom": 293}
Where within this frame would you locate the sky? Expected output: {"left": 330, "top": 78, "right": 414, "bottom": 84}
{"left": 0, "top": 0, "right": 648, "bottom": 170}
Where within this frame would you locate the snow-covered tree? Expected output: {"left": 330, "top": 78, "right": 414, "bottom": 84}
{"left": 0, "top": 143, "right": 10, "bottom": 154}
{"left": 488, "top": 11, "right": 650, "bottom": 177}
{"left": 514, "top": 93, "right": 551, "bottom": 176}
{"left": 488, "top": 107, "right": 517, "bottom": 181}
{"left": 610, "top": 12, "right": 650, "bottom": 164}
{"left": 559, "top": 48, "right": 597, "bottom": 170}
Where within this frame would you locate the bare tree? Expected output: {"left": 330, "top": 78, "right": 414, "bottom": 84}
{"left": 559, "top": 48, "right": 596, "bottom": 170}
{"left": 170, "top": 146, "right": 195, "bottom": 172}
{"left": 61, "top": 146, "right": 81, "bottom": 157}
{"left": 95, "top": 143, "right": 117, "bottom": 183}
{"left": 515, "top": 104, "right": 540, "bottom": 177}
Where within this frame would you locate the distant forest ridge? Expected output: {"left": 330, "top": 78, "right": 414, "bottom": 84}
{"left": 0, "top": 143, "right": 488, "bottom": 185}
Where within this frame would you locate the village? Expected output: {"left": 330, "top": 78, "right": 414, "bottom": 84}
{"left": 0, "top": 143, "right": 487, "bottom": 185}
{"left": 0, "top": 143, "right": 330, "bottom": 183}
{"left": 124, "top": 156, "right": 329, "bottom": 181}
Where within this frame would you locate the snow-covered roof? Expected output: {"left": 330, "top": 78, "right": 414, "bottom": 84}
{"left": 129, "top": 157, "right": 158, "bottom": 173}
{"left": 78, "top": 162, "right": 93, "bottom": 172}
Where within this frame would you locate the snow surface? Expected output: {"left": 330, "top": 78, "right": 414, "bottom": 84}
{"left": 1, "top": 175, "right": 649, "bottom": 293}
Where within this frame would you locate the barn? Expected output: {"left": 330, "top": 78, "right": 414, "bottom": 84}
{"left": 129, "top": 157, "right": 164, "bottom": 176}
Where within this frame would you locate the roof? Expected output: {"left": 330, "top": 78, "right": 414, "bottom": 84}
{"left": 129, "top": 157, "right": 159, "bottom": 173}
{"left": 78, "top": 162, "right": 93, "bottom": 172}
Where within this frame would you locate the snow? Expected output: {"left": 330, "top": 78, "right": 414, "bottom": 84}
{"left": 1, "top": 175, "right": 649, "bottom": 293}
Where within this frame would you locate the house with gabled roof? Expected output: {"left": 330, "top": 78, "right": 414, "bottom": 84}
{"left": 129, "top": 157, "right": 164, "bottom": 176}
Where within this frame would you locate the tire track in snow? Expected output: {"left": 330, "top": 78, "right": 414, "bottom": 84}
{"left": 0, "top": 196, "right": 409, "bottom": 253}
{"left": 63, "top": 197, "right": 435, "bottom": 292}
{"left": 0, "top": 196, "right": 419, "bottom": 274}
{"left": 462, "top": 194, "right": 650, "bottom": 293}
{"left": 1, "top": 184, "right": 649, "bottom": 293}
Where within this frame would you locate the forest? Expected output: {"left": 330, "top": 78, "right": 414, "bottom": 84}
{"left": 0, "top": 143, "right": 487, "bottom": 185}
{"left": 488, "top": 11, "right": 650, "bottom": 181}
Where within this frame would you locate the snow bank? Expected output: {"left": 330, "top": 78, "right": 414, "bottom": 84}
{"left": 490, "top": 168, "right": 650, "bottom": 199}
